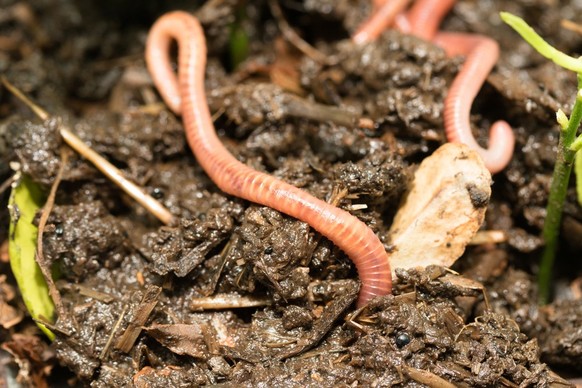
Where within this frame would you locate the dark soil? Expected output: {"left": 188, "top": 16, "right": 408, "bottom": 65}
{"left": 2, "top": 0, "right": 582, "bottom": 386}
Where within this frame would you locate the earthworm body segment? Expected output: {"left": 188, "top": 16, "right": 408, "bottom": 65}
{"left": 146, "top": 11, "right": 392, "bottom": 308}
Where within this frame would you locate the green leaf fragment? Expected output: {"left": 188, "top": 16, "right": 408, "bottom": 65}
{"left": 576, "top": 150, "right": 582, "bottom": 206}
{"left": 229, "top": 22, "right": 249, "bottom": 70}
{"left": 228, "top": 6, "right": 249, "bottom": 70}
{"left": 556, "top": 109, "right": 569, "bottom": 131}
{"left": 500, "top": 12, "right": 582, "bottom": 73}
{"left": 8, "top": 174, "right": 55, "bottom": 340}
{"left": 572, "top": 135, "right": 582, "bottom": 153}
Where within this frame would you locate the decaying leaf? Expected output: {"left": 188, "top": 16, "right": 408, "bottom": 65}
{"left": 8, "top": 173, "right": 55, "bottom": 339}
{"left": 144, "top": 323, "right": 209, "bottom": 358}
{"left": 115, "top": 285, "right": 161, "bottom": 353}
{"left": 2, "top": 333, "right": 55, "bottom": 388}
{"left": 0, "top": 274, "right": 24, "bottom": 329}
{"left": 387, "top": 143, "right": 492, "bottom": 276}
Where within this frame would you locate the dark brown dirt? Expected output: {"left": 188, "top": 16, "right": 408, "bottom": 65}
{"left": 2, "top": 0, "right": 582, "bottom": 386}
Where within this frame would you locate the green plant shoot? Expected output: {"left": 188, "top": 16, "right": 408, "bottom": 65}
{"left": 576, "top": 151, "right": 582, "bottom": 206}
{"left": 500, "top": 12, "right": 582, "bottom": 73}
{"left": 501, "top": 12, "right": 582, "bottom": 304}
{"left": 8, "top": 173, "right": 55, "bottom": 339}
{"left": 228, "top": 6, "right": 249, "bottom": 70}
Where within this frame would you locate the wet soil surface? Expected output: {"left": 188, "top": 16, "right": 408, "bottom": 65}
{"left": 2, "top": 0, "right": 582, "bottom": 386}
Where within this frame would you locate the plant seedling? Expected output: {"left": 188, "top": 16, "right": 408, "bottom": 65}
{"left": 501, "top": 12, "right": 582, "bottom": 303}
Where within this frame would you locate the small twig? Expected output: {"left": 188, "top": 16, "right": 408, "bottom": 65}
{"left": 32, "top": 315, "right": 72, "bottom": 337}
{"left": 344, "top": 306, "right": 371, "bottom": 334}
{"left": 190, "top": 293, "right": 272, "bottom": 310}
{"left": 59, "top": 130, "right": 175, "bottom": 225}
{"left": 277, "top": 280, "right": 358, "bottom": 360}
{"left": 115, "top": 285, "right": 161, "bottom": 353}
{"left": 204, "top": 235, "right": 237, "bottom": 296}
{"left": 297, "top": 348, "right": 346, "bottom": 361}
{"left": 2, "top": 77, "right": 48, "bottom": 120}
{"left": 74, "top": 285, "right": 115, "bottom": 303}
{"left": 1, "top": 76, "right": 176, "bottom": 226}
{"left": 403, "top": 365, "right": 457, "bottom": 388}
{"left": 498, "top": 376, "right": 520, "bottom": 388}
{"left": 268, "top": 0, "right": 328, "bottom": 64}
{"left": 561, "top": 19, "right": 582, "bottom": 36}
{"left": 284, "top": 94, "right": 373, "bottom": 128}
{"left": 468, "top": 230, "right": 507, "bottom": 245}
{"left": 36, "top": 147, "right": 74, "bottom": 325}
{"left": 0, "top": 174, "right": 16, "bottom": 196}
{"left": 100, "top": 304, "right": 128, "bottom": 360}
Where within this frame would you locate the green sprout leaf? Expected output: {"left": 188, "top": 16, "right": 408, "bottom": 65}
{"left": 8, "top": 173, "right": 55, "bottom": 339}
{"left": 500, "top": 12, "right": 582, "bottom": 73}
{"left": 229, "top": 25, "right": 249, "bottom": 70}
{"left": 229, "top": 8, "right": 249, "bottom": 70}
{"left": 576, "top": 150, "right": 582, "bottom": 206}
{"left": 556, "top": 109, "right": 569, "bottom": 131}
{"left": 571, "top": 135, "right": 582, "bottom": 153}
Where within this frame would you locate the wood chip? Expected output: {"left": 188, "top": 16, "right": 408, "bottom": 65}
{"left": 190, "top": 294, "right": 272, "bottom": 311}
{"left": 115, "top": 285, "right": 161, "bottom": 353}
{"left": 403, "top": 365, "right": 457, "bottom": 388}
{"left": 388, "top": 143, "right": 492, "bottom": 276}
{"left": 0, "top": 275, "right": 23, "bottom": 329}
{"left": 144, "top": 323, "right": 209, "bottom": 358}
{"left": 0, "top": 299, "right": 23, "bottom": 329}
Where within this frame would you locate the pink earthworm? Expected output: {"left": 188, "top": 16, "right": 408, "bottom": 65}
{"left": 359, "top": 0, "right": 515, "bottom": 172}
{"left": 395, "top": 0, "right": 456, "bottom": 40}
{"left": 370, "top": 0, "right": 454, "bottom": 39}
{"left": 353, "top": 0, "right": 413, "bottom": 44}
{"left": 433, "top": 32, "right": 515, "bottom": 174}
{"left": 369, "top": 0, "right": 412, "bottom": 34}
{"left": 146, "top": 11, "right": 392, "bottom": 307}
{"left": 372, "top": 0, "right": 387, "bottom": 8}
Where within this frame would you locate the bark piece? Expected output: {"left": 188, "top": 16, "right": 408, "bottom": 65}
{"left": 388, "top": 143, "right": 492, "bottom": 276}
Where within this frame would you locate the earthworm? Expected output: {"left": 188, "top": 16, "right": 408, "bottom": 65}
{"left": 353, "top": 0, "right": 412, "bottom": 44}
{"left": 372, "top": 0, "right": 387, "bottom": 8}
{"left": 360, "top": 0, "right": 515, "bottom": 172}
{"left": 434, "top": 32, "right": 515, "bottom": 174}
{"left": 370, "top": 0, "right": 454, "bottom": 40}
{"left": 146, "top": 11, "right": 392, "bottom": 307}
{"left": 396, "top": 0, "right": 456, "bottom": 40}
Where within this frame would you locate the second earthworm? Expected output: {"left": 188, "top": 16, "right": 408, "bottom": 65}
{"left": 434, "top": 32, "right": 515, "bottom": 174}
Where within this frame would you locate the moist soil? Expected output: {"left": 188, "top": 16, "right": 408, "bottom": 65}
{"left": 1, "top": 0, "right": 582, "bottom": 387}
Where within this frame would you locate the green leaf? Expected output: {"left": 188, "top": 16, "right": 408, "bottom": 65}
{"left": 500, "top": 12, "right": 582, "bottom": 73}
{"left": 228, "top": 8, "right": 249, "bottom": 70}
{"left": 8, "top": 173, "right": 55, "bottom": 340}
{"left": 229, "top": 25, "right": 249, "bottom": 70}
{"left": 577, "top": 150, "right": 582, "bottom": 207}
{"left": 556, "top": 109, "right": 569, "bottom": 131}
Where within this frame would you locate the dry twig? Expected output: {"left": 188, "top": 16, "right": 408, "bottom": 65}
{"left": 35, "top": 147, "right": 73, "bottom": 325}
{"left": 268, "top": 0, "right": 328, "bottom": 64}
{"left": 1, "top": 76, "right": 176, "bottom": 225}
